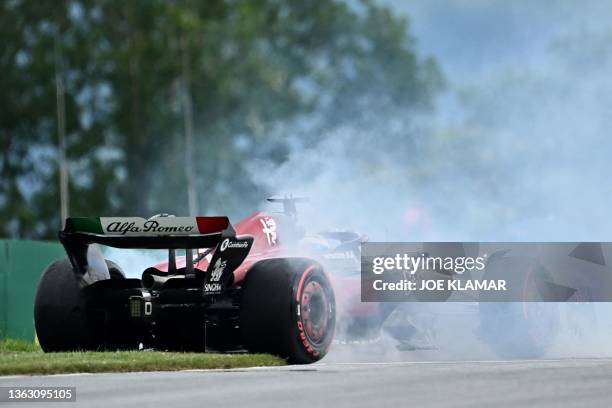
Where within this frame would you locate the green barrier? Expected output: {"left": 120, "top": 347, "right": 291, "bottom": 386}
{"left": 0, "top": 243, "right": 7, "bottom": 338}
{"left": 0, "top": 240, "right": 65, "bottom": 340}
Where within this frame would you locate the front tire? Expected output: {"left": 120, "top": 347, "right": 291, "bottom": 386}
{"left": 240, "top": 258, "right": 336, "bottom": 364}
{"left": 479, "top": 256, "right": 559, "bottom": 358}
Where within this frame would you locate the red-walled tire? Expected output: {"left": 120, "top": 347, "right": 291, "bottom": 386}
{"left": 240, "top": 258, "right": 336, "bottom": 364}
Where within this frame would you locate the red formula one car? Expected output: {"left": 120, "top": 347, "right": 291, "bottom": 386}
{"left": 34, "top": 198, "right": 379, "bottom": 363}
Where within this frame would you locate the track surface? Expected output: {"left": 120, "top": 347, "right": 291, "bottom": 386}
{"left": 2, "top": 357, "right": 612, "bottom": 407}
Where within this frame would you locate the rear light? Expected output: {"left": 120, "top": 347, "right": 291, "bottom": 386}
{"left": 129, "top": 296, "right": 143, "bottom": 317}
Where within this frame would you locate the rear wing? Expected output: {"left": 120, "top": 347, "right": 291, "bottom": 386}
{"left": 59, "top": 216, "right": 251, "bottom": 275}
{"left": 62, "top": 216, "right": 233, "bottom": 249}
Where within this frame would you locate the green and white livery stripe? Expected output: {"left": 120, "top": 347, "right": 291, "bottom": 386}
{"left": 65, "top": 216, "right": 228, "bottom": 236}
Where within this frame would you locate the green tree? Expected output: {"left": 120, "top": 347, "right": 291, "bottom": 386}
{"left": 0, "top": 0, "right": 443, "bottom": 239}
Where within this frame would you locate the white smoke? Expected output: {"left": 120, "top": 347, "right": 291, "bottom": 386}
{"left": 99, "top": 2, "right": 612, "bottom": 360}
{"left": 102, "top": 247, "right": 167, "bottom": 279}
{"left": 244, "top": 2, "right": 612, "bottom": 360}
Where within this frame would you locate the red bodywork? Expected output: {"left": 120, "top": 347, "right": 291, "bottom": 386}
{"left": 151, "top": 211, "right": 378, "bottom": 319}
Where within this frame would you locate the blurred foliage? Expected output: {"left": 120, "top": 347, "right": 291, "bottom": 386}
{"left": 0, "top": 0, "right": 442, "bottom": 238}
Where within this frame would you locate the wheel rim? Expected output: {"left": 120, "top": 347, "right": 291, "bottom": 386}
{"left": 300, "top": 280, "right": 331, "bottom": 345}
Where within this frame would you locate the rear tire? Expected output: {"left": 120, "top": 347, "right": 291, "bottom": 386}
{"left": 240, "top": 258, "right": 336, "bottom": 364}
{"left": 34, "top": 259, "right": 93, "bottom": 351}
{"left": 34, "top": 258, "right": 124, "bottom": 352}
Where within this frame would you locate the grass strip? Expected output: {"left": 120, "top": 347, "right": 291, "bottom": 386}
{"left": 0, "top": 339, "right": 285, "bottom": 375}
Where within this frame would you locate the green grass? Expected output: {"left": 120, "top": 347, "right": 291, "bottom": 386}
{"left": 0, "top": 338, "right": 40, "bottom": 353}
{"left": 0, "top": 339, "right": 285, "bottom": 376}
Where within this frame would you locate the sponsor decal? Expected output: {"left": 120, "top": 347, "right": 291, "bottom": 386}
{"left": 100, "top": 217, "right": 199, "bottom": 236}
{"left": 260, "top": 217, "right": 277, "bottom": 246}
{"left": 104, "top": 219, "right": 195, "bottom": 235}
{"left": 219, "top": 238, "right": 249, "bottom": 252}
{"left": 322, "top": 251, "right": 355, "bottom": 260}
{"left": 67, "top": 216, "right": 229, "bottom": 236}
{"left": 209, "top": 258, "right": 227, "bottom": 282}
{"left": 297, "top": 321, "right": 319, "bottom": 357}
{"left": 220, "top": 238, "right": 230, "bottom": 251}
{"left": 204, "top": 283, "right": 222, "bottom": 293}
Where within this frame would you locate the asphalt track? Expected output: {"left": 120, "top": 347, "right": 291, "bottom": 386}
{"left": 2, "top": 355, "right": 612, "bottom": 408}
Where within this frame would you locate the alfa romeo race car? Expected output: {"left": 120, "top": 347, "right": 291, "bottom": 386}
{"left": 36, "top": 197, "right": 598, "bottom": 363}
{"left": 34, "top": 198, "right": 352, "bottom": 363}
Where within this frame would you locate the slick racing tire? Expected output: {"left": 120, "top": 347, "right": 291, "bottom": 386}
{"left": 34, "top": 259, "right": 124, "bottom": 352}
{"left": 240, "top": 258, "right": 336, "bottom": 364}
{"left": 478, "top": 256, "right": 559, "bottom": 358}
